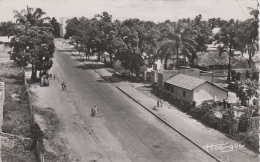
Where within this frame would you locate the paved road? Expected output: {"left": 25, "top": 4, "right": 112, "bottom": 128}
{"left": 52, "top": 42, "right": 216, "bottom": 162}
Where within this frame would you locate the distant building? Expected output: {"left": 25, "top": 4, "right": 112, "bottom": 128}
{"left": 0, "top": 36, "right": 12, "bottom": 52}
{"left": 60, "top": 17, "right": 73, "bottom": 38}
{"left": 164, "top": 74, "right": 228, "bottom": 105}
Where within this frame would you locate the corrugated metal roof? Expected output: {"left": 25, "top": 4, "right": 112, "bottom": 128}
{"left": 165, "top": 74, "right": 206, "bottom": 90}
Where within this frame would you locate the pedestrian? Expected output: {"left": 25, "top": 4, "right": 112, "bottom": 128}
{"left": 49, "top": 73, "right": 52, "bottom": 79}
{"left": 63, "top": 82, "right": 66, "bottom": 90}
{"left": 94, "top": 106, "right": 98, "bottom": 117}
{"left": 157, "top": 100, "right": 160, "bottom": 107}
{"left": 159, "top": 100, "right": 163, "bottom": 106}
{"left": 61, "top": 82, "right": 64, "bottom": 90}
{"left": 91, "top": 107, "right": 95, "bottom": 117}
{"left": 61, "top": 82, "right": 66, "bottom": 91}
{"left": 53, "top": 74, "right": 56, "bottom": 80}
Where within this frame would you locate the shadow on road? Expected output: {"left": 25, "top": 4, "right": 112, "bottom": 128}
{"left": 57, "top": 49, "right": 76, "bottom": 53}
{"left": 74, "top": 64, "right": 108, "bottom": 70}
{"left": 101, "top": 76, "right": 124, "bottom": 83}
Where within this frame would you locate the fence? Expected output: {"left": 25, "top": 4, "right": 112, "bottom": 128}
{"left": 213, "top": 70, "right": 228, "bottom": 77}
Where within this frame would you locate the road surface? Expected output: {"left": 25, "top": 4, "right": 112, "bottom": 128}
{"left": 36, "top": 41, "right": 218, "bottom": 162}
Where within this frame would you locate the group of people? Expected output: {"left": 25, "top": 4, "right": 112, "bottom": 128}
{"left": 49, "top": 73, "right": 55, "bottom": 80}
{"left": 153, "top": 100, "right": 163, "bottom": 110}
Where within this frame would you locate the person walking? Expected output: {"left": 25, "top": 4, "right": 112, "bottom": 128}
{"left": 159, "top": 100, "right": 163, "bottom": 106}
{"left": 61, "top": 82, "right": 66, "bottom": 91}
{"left": 63, "top": 82, "right": 66, "bottom": 90}
{"left": 94, "top": 106, "right": 98, "bottom": 117}
{"left": 91, "top": 107, "right": 95, "bottom": 118}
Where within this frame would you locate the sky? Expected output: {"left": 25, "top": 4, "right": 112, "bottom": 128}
{"left": 0, "top": 0, "right": 258, "bottom": 23}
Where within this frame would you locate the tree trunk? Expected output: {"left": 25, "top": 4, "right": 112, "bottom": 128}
{"left": 176, "top": 47, "right": 179, "bottom": 69}
{"left": 227, "top": 45, "right": 232, "bottom": 81}
{"left": 241, "top": 96, "right": 247, "bottom": 107}
{"left": 31, "top": 64, "right": 37, "bottom": 81}
{"left": 109, "top": 54, "right": 113, "bottom": 67}
{"left": 164, "top": 55, "right": 169, "bottom": 70}
{"left": 98, "top": 51, "right": 101, "bottom": 61}
{"left": 86, "top": 48, "right": 90, "bottom": 60}
{"left": 248, "top": 50, "right": 252, "bottom": 68}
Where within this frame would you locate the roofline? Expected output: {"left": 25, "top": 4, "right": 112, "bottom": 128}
{"left": 165, "top": 79, "right": 229, "bottom": 92}
{"left": 205, "top": 81, "right": 229, "bottom": 92}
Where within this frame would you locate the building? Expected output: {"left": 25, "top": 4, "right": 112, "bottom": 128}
{"left": 164, "top": 74, "right": 228, "bottom": 105}
{"left": 152, "top": 67, "right": 213, "bottom": 87}
{"left": 0, "top": 36, "right": 12, "bottom": 52}
{"left": 60, "top": 17, "right": 73, "bottom": 38}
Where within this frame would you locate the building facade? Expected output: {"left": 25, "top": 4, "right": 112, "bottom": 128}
{"left": 164, "top": 74, "right": 228, "bottom": 105}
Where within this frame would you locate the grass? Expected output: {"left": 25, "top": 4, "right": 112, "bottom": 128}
{"left": 34, "top": 107, "right": 60, "bottom": 139}
{"left": 1, "top": 146, "right": 37, "bottom": 162}
{"left": 33, "top": 106, "right": 70, "bottom": 161}
{"left": 1, "top": 61, "right": 36, "bottom": 161}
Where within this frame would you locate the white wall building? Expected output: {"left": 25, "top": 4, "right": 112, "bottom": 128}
{"left": 164, "top": 74, "right": 228, "bottom": 105}
{"left": 60, "top": 17, "right": 73, "bottom": 38}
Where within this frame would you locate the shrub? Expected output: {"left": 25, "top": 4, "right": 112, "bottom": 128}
{"left": 231, "top": 70, "right": 236, "bottom": 81}
{"left": 246, "top": 70, "right": 250, "bottom": 79}
{"left": 222, "top": 109, "right": 236, "bottom": 134}
{"left": 202, "top": 110, "right": 218, "bottom": 128}
{"left": 238, "top": 113, "right": 250, "bottom": 132}
{"left": 236, "top": 72, "right": 241, "bottom": 81}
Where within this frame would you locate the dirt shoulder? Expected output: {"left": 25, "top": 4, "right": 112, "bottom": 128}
{"left": 29, "top": 76, "right": 109, "bottom": 162}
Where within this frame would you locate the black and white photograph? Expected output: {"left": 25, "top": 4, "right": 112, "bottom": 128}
{"left": 0, "top": 0, "right": 259, "bottom": 161}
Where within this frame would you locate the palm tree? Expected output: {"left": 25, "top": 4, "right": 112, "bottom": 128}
{"left": 215, "top": 19, "right": 238, "bottom": 81}
{"left": 244, "top": 8, "right": 259, "bottom": 68}
{"left": 13, "top": 6, "right": 50, "bottom": 27}
{"left": 157, "top": 21, "right": 197, "bottom": 69}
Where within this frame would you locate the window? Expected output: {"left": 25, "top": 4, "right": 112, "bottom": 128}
{"left": 183, "top": 91, "right": 186, "bottom": 97}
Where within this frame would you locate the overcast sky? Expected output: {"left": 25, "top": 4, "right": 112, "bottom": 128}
{"left": 0, "top": 0, "right": 258, "bottom": 23}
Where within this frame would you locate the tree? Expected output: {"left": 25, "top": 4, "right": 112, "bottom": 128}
{"left": 0, "top": 21, "right": 15, "bottom": 36}
{"left": 157, "top": 20, "right": 197, "bottom": 69}
{"left": 191, "top": 15, "right": 212, "bottom": 52}
{"left": 50, "top": 17, "right": 60, "bottom": 38}
{"left": 235, "top": 79, "right": 259, "bottom": 106}
{"left": 95, "top": 12, "right": 116, "bottom": 63}
{"left": 64, "top": 17, "right": 80, "bottom": 39}
{"left": 243, "top": 8, "right": 259, "bottom": 68}
{"left": 215, "top": 19, "right": 238, "bottom": 81}
{"left": 10, "top": 6, "right": 54, "bottom": 80}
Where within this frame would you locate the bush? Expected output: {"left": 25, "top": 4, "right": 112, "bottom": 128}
{"left": 236, "top": 72, "right": 241, "bottom": 81}
{"left": 238, "top": 113, "right": 250, "bottom": 132}
{"left": 231, "top": 70, "right": 236, "bottom": 81}
{"left": 202, "top": 110, "right": 218, "bottom": 128}
{"left": 222, "top": 109, "right": 236, "bottom": 134}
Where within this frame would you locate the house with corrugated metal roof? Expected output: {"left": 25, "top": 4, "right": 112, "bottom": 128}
{"left": 164, "top": 74, "right": 228, "bottom": 105}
